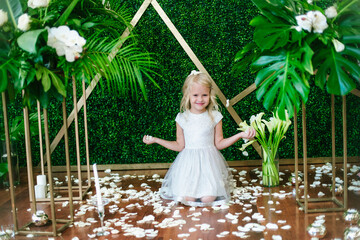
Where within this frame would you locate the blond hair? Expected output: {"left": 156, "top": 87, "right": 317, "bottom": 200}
{"left": 180, "top": 72, "right": 219, "bottom": 119}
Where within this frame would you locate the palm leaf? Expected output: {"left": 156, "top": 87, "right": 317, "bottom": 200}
{"left": 78, "top": 33, "right": 160, "bottom": 101}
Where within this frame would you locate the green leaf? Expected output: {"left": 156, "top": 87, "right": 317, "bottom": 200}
{"left": 35, "top": 65, "right": 66, "bottom": 97}
{"left": 0, "top": 67, "right": 8, "bottom": 92}
{"left": 82, "top": 22, "right": 97, "bottom": 29}
{"left": 41, "top": 71, "right": 51, "bottom": 92}
{"left": 302, "top": 42, "right": 314, "bottom": 74}
{"left": 251, "top": 16, "right": 300, "bottom": 51}
{"left": 252, "top": 49, "right": 310, "bottom": 120}
{"left": 54, "top": 0, "right": 81, "bottom": 26}
{"left": 49, "top": 71, "right": 66, "bottom": 97}
{"left": 17, "top": 29, "right": 46, "bottom": 54}
{"left": 0, "top": 0, "right": 22, "bottom": 28}
{"left": 314, "top": 46, "right": 360, "bottom": 96}
{"left": 0, "top": 163, "right": 8, "bottom": 178}
{"left": 250, "top": 0, "right": 298, "bottom": 24}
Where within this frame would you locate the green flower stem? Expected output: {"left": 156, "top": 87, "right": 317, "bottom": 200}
{"left": 262, "top": 148, "right": 279, "bottom": 187}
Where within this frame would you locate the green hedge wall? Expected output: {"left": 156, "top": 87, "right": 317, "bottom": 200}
{"left": 3, "top": 0, "right": 360, "bottom": 167}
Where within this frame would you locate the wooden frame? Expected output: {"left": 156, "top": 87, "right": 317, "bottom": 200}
{"left": 295, "top": 96, "right": 349, "bottom": 213}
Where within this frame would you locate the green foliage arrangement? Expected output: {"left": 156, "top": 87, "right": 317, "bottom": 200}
{"left": 0, "top": 0, "right": 159, "bottom": 108}
{"left": 232, "top": 0, "right": 360, "bottom": 120}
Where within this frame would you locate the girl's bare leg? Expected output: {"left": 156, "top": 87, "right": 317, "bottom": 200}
{"left": 184, "top": 196, "right": 196, "bottom": 202}
{"left": 201, "top": 196, "right": 216, "bottom": 203}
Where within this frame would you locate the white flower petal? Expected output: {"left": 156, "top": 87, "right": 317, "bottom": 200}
{"left": 0, "top": 10, "right": 8, "bottom": 27}
{"left": 332, "top": 39, "right": 345, "bottom": 52}
{"left": 325, "top": 6, "right": 337, "bottom": 18}
{"left": 18, "top": 13, "right": 31, "bottom": 31}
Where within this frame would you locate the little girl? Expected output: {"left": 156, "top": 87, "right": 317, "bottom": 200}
{"left": 143, "top": 70, "right": 255, "bottom": 206}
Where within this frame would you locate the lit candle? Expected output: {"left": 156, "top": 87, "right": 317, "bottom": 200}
{"left": 93, "top": 164, "right": 104, "bottom": 212}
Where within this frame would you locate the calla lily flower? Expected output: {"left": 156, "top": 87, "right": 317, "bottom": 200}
{"left": 332, "top": 39, "right": 345, "bottom": 52}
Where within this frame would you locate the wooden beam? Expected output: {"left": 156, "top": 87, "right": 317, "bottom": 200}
{"left": 33, "top": 156, "right": 360, "bottom": 173}
{"left": 229, "top": 83, "right": 256, "bottom": 106}
{"left": 351, "top": 88, "right": 360, "bottom": 98}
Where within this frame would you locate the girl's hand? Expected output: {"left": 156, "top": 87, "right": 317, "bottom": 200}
{"left": 242, "top": 127, "right": 256, "bottom": 140}
{"left": 143, "top": 135, "right": 156, "bottom": 145}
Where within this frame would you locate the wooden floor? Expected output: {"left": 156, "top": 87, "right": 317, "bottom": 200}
{"left": 0, "top": 164, "right": 359, "bottom": 240}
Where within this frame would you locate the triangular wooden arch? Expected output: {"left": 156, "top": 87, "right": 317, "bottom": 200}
{"left": 49, "top": 0, "right": 267, "bottom": 158}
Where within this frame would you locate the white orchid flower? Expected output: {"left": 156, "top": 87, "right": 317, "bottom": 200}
{"left": 18, "top": 13, "right": 31, "bottom": 31}
{"left": 307, "top": 0, "right": 313, "bottom": 4}
{"left": 0, "top": 9, "right": 8, "bottom": 27}
{"left": 310, "top": 11, "right": 328, "bottom": 33}
{"left": 47, "top": 26, "right": 86, "bottom": 62}
{"left": 325, "top": 6, "right": 337, "bottom": 19}
{"left": 295, "top": 11, "right": 328, "bottom": 34}
{"left": 28, "top": 0, "right": 50, "bottom": 9}
{"left": 332, "top": 39, "right": 345, "bottom": 52}
{"left": 295, "top": 14, "right": 312, "bottom": 32}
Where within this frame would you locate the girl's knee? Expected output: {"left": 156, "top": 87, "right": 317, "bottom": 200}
{"left": 201, "top": 196, "right": 216, "bottom": 203}
{"left": 184, "top": 196, "right": 196, "bottom": 202}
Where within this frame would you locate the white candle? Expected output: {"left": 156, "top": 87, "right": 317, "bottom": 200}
{"left": 37, "top": 175, "right": 47, "bottom": 185}
{"left": 93, "top": 164, "right": 104, "bottom": 212}
{"left": 35, "top": 184, "right": 47, "bottom": 199}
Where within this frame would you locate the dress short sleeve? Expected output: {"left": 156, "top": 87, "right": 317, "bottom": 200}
{"left": 175, "top": 112, "right": 185, "bottom": 128}
{"left": 213, "top": 111, "right": 223, "bottom": 125}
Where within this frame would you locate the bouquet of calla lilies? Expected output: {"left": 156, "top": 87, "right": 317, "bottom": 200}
{"left": 238, "top": 111, "right": 291, "bottom": 186}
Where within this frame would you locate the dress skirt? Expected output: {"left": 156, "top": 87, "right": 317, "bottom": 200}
{"left": 159, "top": 146, "right": 233, "bottom": 207}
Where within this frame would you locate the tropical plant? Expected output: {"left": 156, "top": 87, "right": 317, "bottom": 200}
{"left": 0, "top": 0, "right": 160, "bottom": 108}
{"left": 0, "top": 112, "right": 43, "bottom": 142}
{"left": 232, "top": 0, "right": 360, "bottom": 120}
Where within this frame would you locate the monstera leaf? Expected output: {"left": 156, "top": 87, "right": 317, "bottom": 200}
{"left": 314, "top": 35, "right": 360, "bottom": 95}
{"left": 252, "top": 46, "right": 312, "bottom": 120}
{"left": 251, "top": 15, "right": 301, "bottom": 51}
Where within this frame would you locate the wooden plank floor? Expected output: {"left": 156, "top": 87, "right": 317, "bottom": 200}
{"left": 0, "top": 164, "right": 359, "bottom": 240}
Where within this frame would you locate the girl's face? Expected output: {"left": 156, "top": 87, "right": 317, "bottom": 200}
{"left": 189, "top": 82, "right": 210, "bottom": 114}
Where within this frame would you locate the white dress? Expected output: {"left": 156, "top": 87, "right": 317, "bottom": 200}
{"left": 159, "top": 110, "right": 233, "bottom": 207}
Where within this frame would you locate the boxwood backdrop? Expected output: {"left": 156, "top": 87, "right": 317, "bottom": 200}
{"left": 3, "top": 0, "right": 360, "bottom": 167}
